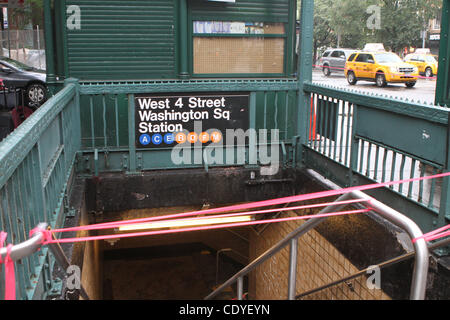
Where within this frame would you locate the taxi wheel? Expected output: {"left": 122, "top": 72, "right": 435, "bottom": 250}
{"left": 376, "top": 72, "right": 387, "bottom": 87}
{"left": 347, "top": 71, "right": 357, "bottom": 85}
{"left": 405, "top": 82, "right": 416, "bottom": 88}
{"left": 425, "top": 67, "right": 433, "bottom": 78}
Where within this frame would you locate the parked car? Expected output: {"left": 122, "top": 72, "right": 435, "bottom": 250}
{"left": 345, "top": 51, "right": 419, "bottom": 88}
{"left": 0, "top": 57, "right": 47, "bottom": 107}
{"left": 403, "top": 53, "right": 438, "bottom": 78}
{"left": 319, "top": 48, "right": 357, "bottom": 76}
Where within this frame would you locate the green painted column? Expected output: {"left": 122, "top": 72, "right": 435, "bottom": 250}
{"left": 296, "top": 0, "right": 314, "bottom": 167}
{"left": 61, "top": 0, "right": 70, "bottom": 79}
{"left": 44, "top": 0, "right": 57, "bottom": 89}
{"left": 435, "top": 0, "right": 449, "bottom": 106}
{"left": 128, "top": 94, "right": 137, "bottom": 173}
{"left": 54, "top": 0, "right": 65, "bottom": 80}
{"left": 286, "top": 0, "right": 297, "bottom": 76}
{"left": 179, "top": 0, "right": 189, "bottom": 79}
{"left": 436, "top": 1, "right": 450, "bottom": 256}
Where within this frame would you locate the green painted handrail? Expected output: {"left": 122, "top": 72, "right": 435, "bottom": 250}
{"left": 0, "top": 84, "right": 77, "bottom": 188}
{"left": 0, "top": 80, "right": 80, "bottom": 300}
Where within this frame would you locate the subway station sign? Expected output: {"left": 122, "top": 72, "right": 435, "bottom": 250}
{"left": 135, "top": 93, "right": 249, "bottom": 148}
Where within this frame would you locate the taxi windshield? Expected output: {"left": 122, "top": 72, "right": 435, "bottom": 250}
{"left": 374, "top": 53, "right": 402, "bottom": 64}
{"left": 425, "top": 55, "right": 437, "bottom": 63}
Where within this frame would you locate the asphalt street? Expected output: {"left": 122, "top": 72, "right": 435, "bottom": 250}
{"left": 312, "top": 69, "right": 437, "bottom": 105}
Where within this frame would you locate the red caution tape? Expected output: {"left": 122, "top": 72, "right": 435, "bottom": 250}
{"left": 412, "top": 224, "right": 450, "bottom": 243}
{"left": 0, "top": 232, "right": 16, "bottom": 300}
{"left": 45, "top": 171, "right": 450, "bottom": 239}
{"left": 43, "top": 208, "right": 372, "bottom": 245}
{"left": 1, "top": 170, "right": 450, "bottom": 300}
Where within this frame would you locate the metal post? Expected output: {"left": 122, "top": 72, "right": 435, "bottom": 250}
{"left": 205, "top": 193, "right": 353, "bottom": 300}
{"left": 7, "top": 23, "right": 10, "bottom": 58}
{"left": 43, "top": 0, "right": 56, "bottom": 91}
{"left": 351, "top": 190, "right": 429, "bottom": 300}
{"left": 249, "top": 92, "right": 257, "bottom": 165}
{"left": 60, "top": 0, "right": 69, "bottom": 78}
{"left": 286, "top": 0, "right": 297, "bottom": 76}
{"left": 53, "top": 0, "right": 64, "bottom": 80}
{"left": 207, "top": 167, "right": 431, "bottom": 300}
{"left": 296, "top": 0, "right": 315, "bottom": 167}
{"left": 47, "top": 238, "right": 90, "bottom": 300}
{"left": 0, "top": 223, "right": 47, "bottom": 261}
{"left": 94, "top": 148, "right": 99, "bottom": 177}
{"left": 288, "top": 238, "right": 298, "bottom": 300}
{"left": 178, "top": 0, "right": 189, "bottom": 79}
{"left": 237, "top": 277, "right": 244, "bottom": 301}
{"left": 306, "top": 169, "right": 430, "bottom": 300}
{"left": 437, "top": 112, "right": 450, "bottom": 242}
{"left": 128, "top": 94, "right": 137, "bottom": 173}
{"left": 435, "top": 0, "right": 449, "bottom": 106}
{"left": 37, "top": 25, "right": 41, "bottom": 70}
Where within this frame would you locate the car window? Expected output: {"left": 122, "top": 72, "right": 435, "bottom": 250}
{"left": 348, "top": 53, "right": 357, "bottom": 62}
{"left": 425, "top": 55, "right": 437, "bottom": 63}
{"left": 416, "top": 55, "right": 425, "bottom": 62}
{"left": 322, "top": 51, "right": 331, "bottom": 57}
{"left": 355, "top": 54, "right": 369, "bottom": 62}
{"left": 0, "top": 63, "right": 13, "bottom": 73}
{"left": 330, "top": 51, "right": 341, "bottom": 58}
{"left": 0, "top": 59, "right": 32, "bottom": 71}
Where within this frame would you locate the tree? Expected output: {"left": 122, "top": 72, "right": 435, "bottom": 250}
{"left": 8, "top": 0, "right": 43, "bottom": 29}
{"left": 306, "top": 0, "right": 442, "bottom": 54}
{"left": 326, "top": 0, "right": 378, "bottom": 48}
{"left": 373, "top": 0, "right": 442, "bottom": 53}
{"left": 310, "top": 0, "right": 378, "bottom": 53}
{"left": 312, "top": 0, "right": 336, "bottom": 61}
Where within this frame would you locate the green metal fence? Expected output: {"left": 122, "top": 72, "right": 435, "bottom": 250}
{"left": 75, "top": 79, "right": 299, "bottom": 175}
{"left": 301, "top": 82, "right": 450, "bottom": 234}
{"left": 1, "top": 0, "right": 449, "bottom": 300}
{"left": 0, "top": 79, "right": 80, "bottom": 300}
{"left": 2, "top": 76, "right": 450, "bottom": 299}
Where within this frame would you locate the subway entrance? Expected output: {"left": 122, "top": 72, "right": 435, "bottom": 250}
{"left": 98, "top": 207, "right": 249, "bottom": 300}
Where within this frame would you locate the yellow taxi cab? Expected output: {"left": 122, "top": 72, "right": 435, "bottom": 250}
{"left": 403, "top": 53, "right": 438, "bottom": 78}
{"left": 345, "top": 51, "right": 419, "bottom": 88}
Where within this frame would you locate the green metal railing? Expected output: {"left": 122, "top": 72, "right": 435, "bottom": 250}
{"left": 0, "top": 0, "right": 448, "bottom": 301}
{"left": 0, "top": 79, "right": 80, "bottom": 300}
{"left": 75, "top": 80, "right": 299, "bottom": 175}
{"left": 0, "top": 78, "right": 300, "bottom": 299}
{"left": 1, "top": 78, "right": 450, "bottom": 299}
{"left": 302, "top": 82, "right": 450, "bottom": 234}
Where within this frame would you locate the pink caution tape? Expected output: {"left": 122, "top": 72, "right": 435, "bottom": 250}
{"left": 29, "top": 226, "right": 52, "bottom": 244}
{"left": 412, "top": 224, "right": 450, "bottom": 243}
{"left": 2, "top": 170, "right": 450, "bottom": 299}
{"left": 0, "top": 232, "right": 16, "bottom": 300}
{"left": 49, "top": 198, "right": 368, "bottom": 234}
{"left": 47, "top": 170, "right": 450, "bottom": 237}
{"left": 43, "top": 208, "right": 372, "bottom": 244}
